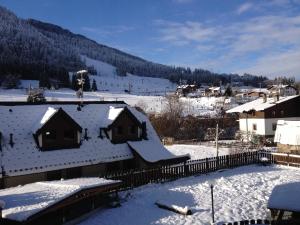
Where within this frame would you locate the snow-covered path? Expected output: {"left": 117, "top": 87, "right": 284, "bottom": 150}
{"left": 79, "top": 165, "right": 300, "bottom": 225}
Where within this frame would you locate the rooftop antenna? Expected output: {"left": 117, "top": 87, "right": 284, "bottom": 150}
{"left": 76, "top": 70, "right": 88, "bottom": 105}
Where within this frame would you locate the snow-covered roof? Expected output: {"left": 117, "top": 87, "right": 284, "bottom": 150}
{"left": 128, "top": 140, "right": 190, "bottom": 164}
{"left": 32, "top": 107, "right": 58, "bottom": 133}
{"left": 102, "top": 106, "right": 125, "bottom": 127}
{"left": 268, "top": 182, "right": 300, "bottom": 212}
{"left": 274, "top": 120, "right": 300, "bottom": 145}
{"left": 226, "top": 95, "right": 299, "bottom": 113}
{"left": 0, "top": 102, "right": 157, "bottom": 176}
{"left": 208, "top": 87, "right": 220, "bottom": 91}
{"left": 0, "top": 177, "right": 121, "bottom": 221}
{"left": 0, "top": 102, "right": 182, "bottom": 177}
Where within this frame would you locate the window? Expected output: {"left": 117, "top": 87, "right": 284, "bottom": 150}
{"left": 117, "top": 126, "right": 123, "bottom": 135}
{"left": 252, "top": 124, "right": 257, "bottom": 131}
{"left": 129, "top": 125, "right": 136, "bottom": 134}
{"left": 64, "top": 129, "right": 75, "bottom": 140}
{"left": 272, "top": 123, "right": 277, "bottom": 131}
{"left": 280, "top": 110, "right": 284, "bottom": 117}
{"left": 45, "top": 131, "right": 56, "bottom": 140}
{"left": 272, "top": 111, "right": 276, "bottom": 117}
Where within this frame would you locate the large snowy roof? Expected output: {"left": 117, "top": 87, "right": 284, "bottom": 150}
{"left": 0, "top": 102, "right": 163, "bottom": 176}
{"left": 0, "top": 103, "right": 133, "bottom": 176}
{"left": 274, "top": 120, "right": 300, "bottom": 145}
{"left": 0, "top": 177, "right": 121, "bottom": 221}
{"left": 268, "top": 182, "right": 300, "bottom": 212}
{"left": 226, "top": 95, "right": 299, "bottom": 113}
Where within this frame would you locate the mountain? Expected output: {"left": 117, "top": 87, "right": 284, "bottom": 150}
{"left": 0, "top": 6, "right": 267, "bottom": 88}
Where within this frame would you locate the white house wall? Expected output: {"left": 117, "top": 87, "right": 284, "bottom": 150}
{"left": 239, "top": 117, "right": 300, "bottom": 136}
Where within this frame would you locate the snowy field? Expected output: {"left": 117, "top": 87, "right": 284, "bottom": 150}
{"left": 165, "top": 144, "right": 230, "bottom": 160}
{"left": 0, "top": 88, "right": 225, "bottom": 116}
{"left": 79, "top": 165, "right": 300, "bottom": 225}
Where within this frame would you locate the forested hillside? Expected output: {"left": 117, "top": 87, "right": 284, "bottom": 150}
{"left": 0, "top": 6, "right": 267, "bottom": 88}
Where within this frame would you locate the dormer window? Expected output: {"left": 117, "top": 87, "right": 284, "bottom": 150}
{"left": 117, "top": 126, "right": 123, "bottom": 135}
{"left": 64, "top": 129, "right": 75, "bottom": 140}
{"left": 34, "top": 107, "right": 82, "bottom": 151}
{"left": 45, "top": 131, "right": 56, "bottom": 141}
{"left": 129, "top": 125, "right": 136, "bottom": 134}
{"left": 106, "top": 107, "right": 144, "bottom": 144}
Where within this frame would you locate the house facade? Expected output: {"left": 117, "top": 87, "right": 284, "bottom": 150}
{"left": 0, "top": 101, "right": 189, "bottom": 189}
{"left": 226, "top": 95, "right": 300, "bottom": 141}
{"left": 274, "top": 120, "right": 300, "bottom": 154}
{"left": 268, "top": 84, "right": 298, "bottom": 97}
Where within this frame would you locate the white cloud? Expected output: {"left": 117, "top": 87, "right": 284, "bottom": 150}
{"left": 154, "top": 13, "right": 300, "bottom": 79}
{"left": 236, "top": 48, "right": 300, "bottom": 79}
{"left": 236, "top": 3, "right": 254, "bottom": 14}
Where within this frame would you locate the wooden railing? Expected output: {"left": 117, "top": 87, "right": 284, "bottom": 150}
{"left": 104, "top": 151, "right": 262, "bottom": 190}
{"left": 103, "top": 150, "right": 300, "bottom": 191}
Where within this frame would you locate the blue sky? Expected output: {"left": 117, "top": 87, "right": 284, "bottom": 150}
{"left": 1, "top": 0, "right": 300, "bottom": 79}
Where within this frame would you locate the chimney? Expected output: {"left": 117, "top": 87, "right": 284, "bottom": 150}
{"left": 98, "top": 128, "right": 103, "bottom": 139}
{"left": 141, "top": 122, "right": 147, "bottom": 140}
{"left": 263, "top": 94, "right": 267, "bottom": 103}
{"left": 273, "top": 92, "right": 280, "bottom": 102}
{"left": 9, "top": 133, "right": 14, "bottom": 148}
{"left": 84, "top": 128, "right": 89, "bottom": 140}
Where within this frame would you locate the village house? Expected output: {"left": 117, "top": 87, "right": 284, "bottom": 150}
{"left": 274, "top": 120, "right": 300, "bottom": 154}
{"left": 226, "top": 95, "right": 300, "bottom": 142}
{"left": 205, "top": 86, "right": 221, "bottom": 96}
{"left": 0, "top": 101, "right": 189, "bottom": 189}
{"left": 267, "top": 84, "right": 298, "bottom": 97}
{"left": 175, "top": 84, "right": 198, "bottom": 97}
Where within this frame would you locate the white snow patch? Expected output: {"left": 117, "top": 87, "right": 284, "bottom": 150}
{"left": 0, "top": 178, "right": 120, "bottom": 222}
{"left": 79, "top": 165, "right": 300, "bottom": 225}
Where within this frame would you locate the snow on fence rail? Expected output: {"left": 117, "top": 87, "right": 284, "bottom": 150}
{"left": 104, "top": 151, "right": 262, "bottom": 190}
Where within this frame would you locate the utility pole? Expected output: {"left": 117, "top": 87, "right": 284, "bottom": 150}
{"left": 216, "top": 123, "right": 219, "bottom": 157}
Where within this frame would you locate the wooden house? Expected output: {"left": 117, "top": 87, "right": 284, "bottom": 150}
{"left": 274, "top": 120, "right": 300, "bottom": 154}
{"left": 0, "top": 101, "right": 189, "bottom": 189}
{"left": 226, "top": 95, "right": 300, "bottom": 141}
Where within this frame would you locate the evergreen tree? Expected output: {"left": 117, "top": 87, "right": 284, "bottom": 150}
{"left": 92, "top": 79, "right": 98, "bottom": 91}
{"left": 71, "top": 73, "right": 78, "bottom": 90}
{"left": 39, "top": 74, "right": 50, "bottom": 89}
{"left": 83, "top": 74, "right": 90, "bottom": 91}
{"left": 224, "top": 86, "right": 233, "bottom": 96}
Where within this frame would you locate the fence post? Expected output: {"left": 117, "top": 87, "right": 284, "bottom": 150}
{"left": 287, "top": 153, "right": 290, "bottom": 167}
{"left": 206, "top": 158, "right": 209, "bottom": 173}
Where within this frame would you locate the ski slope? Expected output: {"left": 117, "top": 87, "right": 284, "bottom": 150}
{"left": 83, "top": 56, "right": 176, "bottom": 95}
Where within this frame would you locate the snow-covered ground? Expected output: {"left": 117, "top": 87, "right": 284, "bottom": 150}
{"left": 165, "top": 144, "right": 230, "bottom": 160}
{"left": 79, "top": 165, "right": 300, "bottom": 225}
{"left": 0, "top": 88, "right": 227, "bottom": 116}
{"left": 83, "top": 56, "right": 176, "bottom": 95}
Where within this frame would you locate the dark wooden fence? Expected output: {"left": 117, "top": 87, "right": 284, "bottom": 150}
{"left": 222, "top": 219, "right": 272, "bottom": 225}
{"left": 103, "top": 150, "right": 300, "bottom": 191}
{"left": 104, "top": 151, "right": 264, "bottom": 190}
